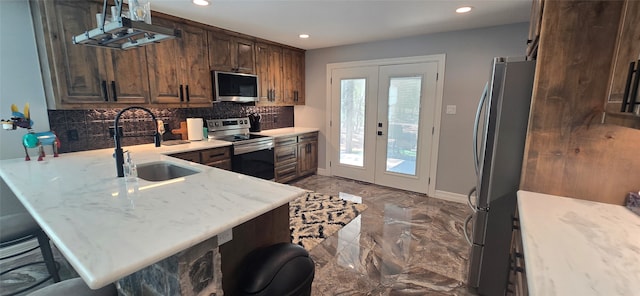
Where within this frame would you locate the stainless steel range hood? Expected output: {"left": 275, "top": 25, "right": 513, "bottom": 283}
{"left": 72, "top": 0, "right": 180, "bottom": 50}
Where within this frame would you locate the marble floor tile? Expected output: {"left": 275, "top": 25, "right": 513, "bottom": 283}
{"left": 290, "top": 175, "right": 476, "bottom": 296}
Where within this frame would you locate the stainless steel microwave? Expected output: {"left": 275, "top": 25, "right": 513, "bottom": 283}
{"left": 212, "top": 71, "right": 259, "bottom": 102}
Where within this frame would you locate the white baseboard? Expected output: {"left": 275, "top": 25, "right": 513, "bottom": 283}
{"left": 316, "top": 168, "right": 329, "bottom": 176}
{"left": 433, "top": 190, "right": 469, "bottom": 204}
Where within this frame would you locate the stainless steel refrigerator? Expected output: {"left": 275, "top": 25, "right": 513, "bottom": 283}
{"left": 465, "top": 57, "right": 536, "bottom": 296}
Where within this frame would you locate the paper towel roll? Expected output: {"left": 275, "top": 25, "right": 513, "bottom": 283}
{"left": 186, "top": 118, "right": 203, "bottom": 141}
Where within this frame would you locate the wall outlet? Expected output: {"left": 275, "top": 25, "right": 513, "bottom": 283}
{"left": 67, "top": 129, "right": 79, "bottom": 141}
{"left": 446, "top": 105, "right": 457, "bottom": 115}
{"left": 108, "top": 126, "right": 124, "bottom": 138}
{"left": 217, "top": 229, "right": 233, "bottom": 245}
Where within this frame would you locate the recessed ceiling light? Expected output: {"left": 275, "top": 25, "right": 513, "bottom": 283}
{"left": 193, "top": 0, "right": 210, "bottom": 6}
{"left": 299, "top": 34, "right": 310, "bottom": 39}
{"left": 456, "top": 6, "right": 473, "bottom": 13}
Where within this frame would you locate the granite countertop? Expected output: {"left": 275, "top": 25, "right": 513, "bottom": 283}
{"left": 517, "top": 190, "right": 640, "bottom": 296}
{"left": 0, "top": 139, "right": 306, "bottom": 289}
{"left": 253, "top": 127, "right": 319, "bottom": 137}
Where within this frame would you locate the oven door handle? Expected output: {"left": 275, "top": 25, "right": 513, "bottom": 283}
{"left": 233, "top": 141, "right": 274, "bottom": 155}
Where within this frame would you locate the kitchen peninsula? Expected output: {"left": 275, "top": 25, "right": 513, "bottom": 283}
{"left": 516, "top": 191, "right": 640, "bottom": 295}
{"left": 0, "top": 140, "right": 307, "bottom": 295}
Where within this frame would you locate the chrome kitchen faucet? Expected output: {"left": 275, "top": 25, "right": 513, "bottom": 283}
{"left": 113, "top": 106, "right": 161, "bottom": 177}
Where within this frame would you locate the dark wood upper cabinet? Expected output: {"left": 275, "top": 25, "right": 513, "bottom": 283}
{"left": 282, "top": 48, "right": 305, "bottom": 105}
{"left": 604, "top": 0, "right": 640, "bottom": 128}
{"left": 208, "top": 31, "right": 255, "bottom": 74}
{"left": 32, "top": 0, "right": 106, "bottom": 106}
{"left": 31, "top": 0, "right": 303, "bottom": 109}
{"left": 148, "top": 18, "right": 212, "bottom": 106}
{"left": 255, "top": 43, "right": 283, "bottom": 105}
{"left": 32, "top": 0, "right": 150, "bottom": 107}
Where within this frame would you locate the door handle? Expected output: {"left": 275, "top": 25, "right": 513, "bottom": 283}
{"left": 179, "top": 85, "right": 184, "bottom": 102}
{"left": 110, "top": 81, "right": 117, "bottom": 101}
{"left": 185, "top": 85, "right": 190, "bottom": 102}
{"left": 377, "top": 131, "right": 383, "bottom": 136}
{"left": 463, "top": 213, "right": 473, "bottom": 245}
{"left": 467, "top": 187, "right": 477, "bottom": 212}
{"left": 473, "top": 82, "right": 489, "bottom": 177}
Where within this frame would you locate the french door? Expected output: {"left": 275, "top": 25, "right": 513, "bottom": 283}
{"left": 329, "top": 59, "right": 440, "bottom": 194}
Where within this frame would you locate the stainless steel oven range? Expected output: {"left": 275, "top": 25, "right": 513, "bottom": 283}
{"left": 206, "top": 118, "right": 274, "bottom": 180}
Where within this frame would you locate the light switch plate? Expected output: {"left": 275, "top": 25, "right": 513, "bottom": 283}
{"left": 218, "top": 229, "right": 233, "bottom": 245}
{"left": 446, "top": 105, "right": 457, "bottom": 115}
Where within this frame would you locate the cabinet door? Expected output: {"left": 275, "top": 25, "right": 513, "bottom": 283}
{"left": 255, "top": 43, "right": 273, "bottom": 104}
{"left": 283, "top": 49, "right": 305, "bottom": 105}
{"left": 297, "top": 133, "right": 318, "bottom": 176}
{"left": 234, "top": 37, "right": 255, "bottom": 74}
{"left": 40, "top": 0, "right": 108, "bottom": 105}
{"left": 147, "top": 17, "right": 183, "bottom": 104}
{"left": 208, "top": 31, "right": 233, "bottom": 72}
{"left": 104, "top": 48, "right": 150, "bottom": 104}
{"left": 181, "top": 24, "right": 212, "bottom": 105}
{"left": 268, "top": 45, "right": 284, "bottom": 104}
{"left": 607, "top": 0, "right": 640, "bottom": 105}
{"left": 208, "top": 32, "right": 255, "bottom": 74}
{"left": 256, "top": 43, "right": 283, "bottom": 105}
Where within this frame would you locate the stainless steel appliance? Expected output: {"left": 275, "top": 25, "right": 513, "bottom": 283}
{"left": 465, "top": 57, "right": 536, "bottom": 296}
{"left": 207, "top": 117, "right": 274, "bottom": 180}
{"left": 212, "top": 71, "right": 259, "bottom": 102}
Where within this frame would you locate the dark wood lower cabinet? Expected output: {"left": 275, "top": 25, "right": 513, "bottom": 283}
{"left": 169, "top": 146, "right": 232, "bottom": 170}
{"left": 274, "top": 132, "right": 318, "bottom": 183}
{"left": 507, "top": 209, "right": 528, "bottom": 296}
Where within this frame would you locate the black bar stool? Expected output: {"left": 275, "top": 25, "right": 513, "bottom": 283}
{"left": 1, "top": 211, "right": 61, "bottom": 296}
{"left": 237, "top": 243, "right": 315, "bottom": 296}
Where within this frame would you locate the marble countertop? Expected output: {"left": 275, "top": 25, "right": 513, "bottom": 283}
{"left": 253, "top": 127, "right": 319, "bottom": 137}
{"left": 517, "top": 190, "right": 640, "bottom": 296}
{"left": 0, "top": 139, "right": 306, "bottom": 289}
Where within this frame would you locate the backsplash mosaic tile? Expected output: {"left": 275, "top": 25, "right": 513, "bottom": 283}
{"left": 48, "top": 103, "right": 294, "bottom": 153}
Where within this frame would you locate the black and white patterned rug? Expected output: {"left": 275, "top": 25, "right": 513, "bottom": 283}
{"left": 290, "top": 192, "right": 368, "bottom": 251}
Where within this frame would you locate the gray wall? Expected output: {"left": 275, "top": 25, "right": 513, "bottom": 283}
{"left": 296, "top": 23, "right": 529, "bottom": 195}
{"left": 1, "top": 0, "right": 50, "bottom": 214}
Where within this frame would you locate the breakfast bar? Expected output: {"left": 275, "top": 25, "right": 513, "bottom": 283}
{"left": 0, "top": 140, "right": 307, "bottom": 295}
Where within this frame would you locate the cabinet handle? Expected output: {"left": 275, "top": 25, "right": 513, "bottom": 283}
{"left": 101, "top": 80, "right": 108, "bottom": 102}
{"left": 628, "top": 60, "right": 640, "bottom": 113}
{"left": 179, "top": 85, "right": 184, "bottom": 102}
{"left": 621, "top": 61, "right": 636, "bottom": 112}
{"left": 111, "top": 81, "right": 117, "bottom": 101}
{"left": 185, "top": 85, "right": 190, "bottom": 102}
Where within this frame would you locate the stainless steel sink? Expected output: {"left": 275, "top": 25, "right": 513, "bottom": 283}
{"left": 137, "top": 161, "right": 200, "bottom": 182}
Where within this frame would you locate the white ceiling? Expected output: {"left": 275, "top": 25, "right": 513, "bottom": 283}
{"left": 150, "top": 0, "right": 532, "bottom": 50}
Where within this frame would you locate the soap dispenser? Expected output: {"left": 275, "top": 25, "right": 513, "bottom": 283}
{"left": 124, "top": 151, "right": 138, "bottom": 182}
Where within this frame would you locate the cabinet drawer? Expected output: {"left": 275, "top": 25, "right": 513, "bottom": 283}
{"left": 275, "top": 136, "right": 298, "bottom": 146}
{"left": 275, "top": 162, "right": 298, "bottom": 183}
{"left": 275, "top": 144, "right": 297, "bottom": 164}
{"left": 297, "top": 132, "right": 318, "bottom": 143}
{"left": 169, "top": 151, "right": 201, "bottom": 163}
{"left": 207, "top": 159, "right": 232, "bottom": 171}
{"left": 200, "top": 147, "right": 230, "bottom": 164}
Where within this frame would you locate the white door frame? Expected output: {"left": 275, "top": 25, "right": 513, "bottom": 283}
{"left": 325, "top": 54, "right": 446, "bottom": 197}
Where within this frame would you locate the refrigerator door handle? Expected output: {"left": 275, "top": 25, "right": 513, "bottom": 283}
{"left": 463, "top": 213, "right": 474, "bottom": 245}
{"left": 473, "top": 82, "right": 489, "bottom": 177}
{"left": 467, "top": 186, "right": 477, "bottom": 212}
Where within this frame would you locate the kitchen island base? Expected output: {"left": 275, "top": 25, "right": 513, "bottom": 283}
{"left": 116, "top": 203, "right": 290, "bottom": 296}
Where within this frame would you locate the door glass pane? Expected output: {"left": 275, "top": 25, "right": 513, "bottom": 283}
{"left": 340, "top": 79, "right": 366, "bottom": 167}
{"left": 386, "top": 76, "right": 421, "bottom": 175}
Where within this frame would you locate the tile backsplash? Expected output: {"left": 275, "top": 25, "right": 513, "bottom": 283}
{"left": 48, "top": 103, "right": 294, "bottom": 153}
